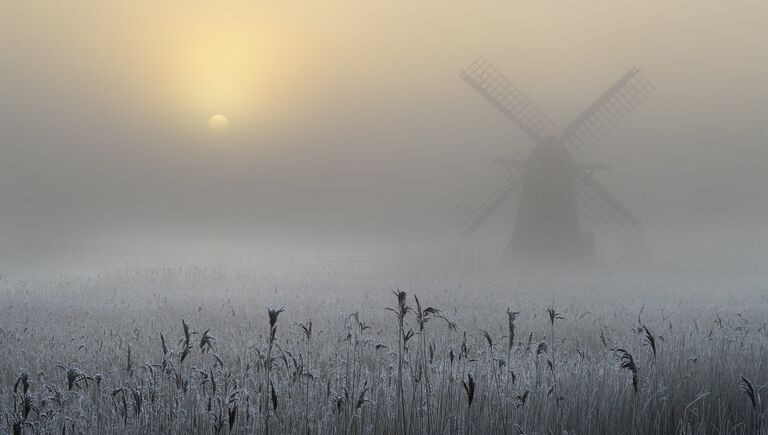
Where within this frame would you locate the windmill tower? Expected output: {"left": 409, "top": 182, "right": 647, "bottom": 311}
{"left": 455, "top": 57, "right": 654, "bottom": 262}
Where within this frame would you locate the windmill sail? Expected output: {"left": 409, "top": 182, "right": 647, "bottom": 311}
{"left": 560, "top": 67, "right": 654, "bottom": 155}
{"left": 461, "top": 57, "right": 555, "bottom": 142}
{"left": 455, "top": 164, "right": 523, "bottom": 235}
{"left": 574, "top": 168, "right": 642, "bottom": 243}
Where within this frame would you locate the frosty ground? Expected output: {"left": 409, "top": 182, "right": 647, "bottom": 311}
{"left": 1, "top": 257, "right": 766, "bottom": 434}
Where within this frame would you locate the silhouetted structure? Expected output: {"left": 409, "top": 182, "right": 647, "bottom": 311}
{"left": 456, "top": 57, "right": 653, "bottom": 262}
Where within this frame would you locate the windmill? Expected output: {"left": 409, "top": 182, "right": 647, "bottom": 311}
{"left": 455, "top": 57, "right": 654, "bottom": 262}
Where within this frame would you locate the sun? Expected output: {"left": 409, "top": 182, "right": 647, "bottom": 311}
{"left": 208, "top": 114, "right": 230, "bottom": 132}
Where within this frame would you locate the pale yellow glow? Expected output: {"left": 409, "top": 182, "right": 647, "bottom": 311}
{"left": 150, "top": 8, "right": 326, "bottom": 135}
{"left": 208, "top": 114, "right": 230, "bottom": 132}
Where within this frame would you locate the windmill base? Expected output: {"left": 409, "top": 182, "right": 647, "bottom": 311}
{"left": 504, "top": 230, "right": 596, "bottom": 265}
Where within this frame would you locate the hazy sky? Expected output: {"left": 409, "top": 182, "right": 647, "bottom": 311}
{"left": 1, "top": 1, "right": 766, "bottom": 245}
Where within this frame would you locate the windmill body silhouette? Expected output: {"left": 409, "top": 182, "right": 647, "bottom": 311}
{"left": 456, "top": 58, "right": 654, "bottom": 262}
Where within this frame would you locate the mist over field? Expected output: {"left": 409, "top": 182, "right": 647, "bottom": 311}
{"left": 1, "top": 1, "right": 767, "bottom": 434}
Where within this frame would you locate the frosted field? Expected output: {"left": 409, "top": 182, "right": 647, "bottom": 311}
{"left": 1, "top": 259, "right": 767, "bottom": 434}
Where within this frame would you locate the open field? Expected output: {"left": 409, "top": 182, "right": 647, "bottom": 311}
{"left": 1, "top": 263, "right": 766, "bottom": 434}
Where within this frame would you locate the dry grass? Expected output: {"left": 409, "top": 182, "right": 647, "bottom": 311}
{"left": 0, "top": 265, "right": 766, "bottom": 434}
